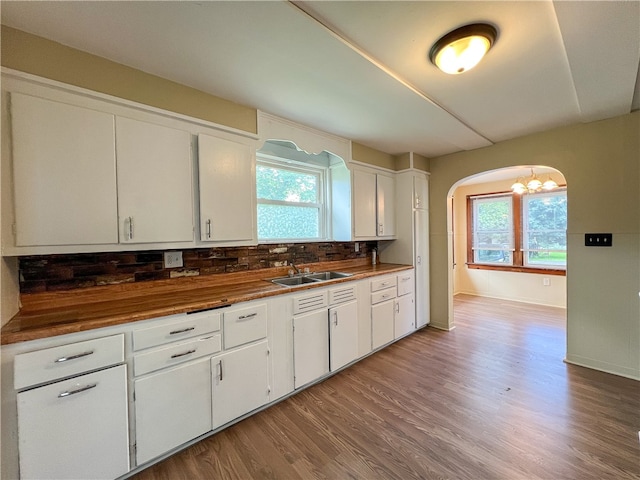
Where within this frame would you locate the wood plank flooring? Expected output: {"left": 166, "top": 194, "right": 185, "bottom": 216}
{"left": 132, "top": 294, "right": 640, "bottom": 480}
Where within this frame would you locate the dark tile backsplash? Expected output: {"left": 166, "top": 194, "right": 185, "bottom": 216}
{"left": 19, "top": 242, "right": 376, "bottom": 293}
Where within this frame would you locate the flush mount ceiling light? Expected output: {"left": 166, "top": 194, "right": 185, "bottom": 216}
{"left": 511, "top": 169, "right": 559, "bottom": 194}
{"left": 429, "top": 23, "right": 497, "bottom": 74}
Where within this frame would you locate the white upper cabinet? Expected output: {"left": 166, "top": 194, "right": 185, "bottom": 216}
{"left": 197, "top": 134, "right": 255, "bottom": 243}
{"left": 116, "top": 117, "right": 193, "bottom": 244}
{"left": 353, "top": 170, "right": 377, "bottom": 238}
{"left": 10, "top": 93, "right": 119, "bottom": 247}
{"left": 413, "top": 175, "right": 429, "bottom": 210}
{"left": 352, "top": 168, "right": 396, "bottom": 239}
{"left": 376, "top": 173, "right": 396, "bottom": 237}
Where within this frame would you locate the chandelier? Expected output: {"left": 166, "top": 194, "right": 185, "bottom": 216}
{"left": 511, "top": 169, "right": 558, "bottom": 194}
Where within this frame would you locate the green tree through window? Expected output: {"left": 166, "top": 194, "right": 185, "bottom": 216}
{"left": 256, "top": 161, "right": 324, "bottom": 241}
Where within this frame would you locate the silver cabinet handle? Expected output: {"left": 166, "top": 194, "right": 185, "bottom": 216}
{"left": 333, "top": 311, "right": 338, "bottom": 326}
{"left": 381, "top": 294, "right": 390, "bottom": 299}
{"left": 54, "top": 350, "right": 94, "bottom": 363}
{"left": 169, "top": 326, "right": 195, "bottom": 335}
{"left": 58, "top": 383, "right": 97, "bottom": 398}
{"left": 206, "top": 219, "right": 212, "bottom": 239}
{"left": 218, "top": 359, "right": 223, "bottom": 381}
{"left": 396, "top": 303, "right": 400, "bottom": 313}
{"left": 171, "top": 349, "right": 196, "bottom": 359}
{"left": 378, "top": 223, "right": 384, "bottom": 235}
{"left": 238, "top": 313, "right": 257, "bottom": 320}
{"left": 417, "top": 256, "right": 422, "bottom": 265}
{"left": 402, "top": 276, "right": 411, "bottom": 281}
{"left": 381, "top": 282, "right": 389, "bottom": 287}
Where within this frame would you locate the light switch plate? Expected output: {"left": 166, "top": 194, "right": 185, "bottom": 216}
{"left": 163, "top": 251, "right": 183, "bottom": 268}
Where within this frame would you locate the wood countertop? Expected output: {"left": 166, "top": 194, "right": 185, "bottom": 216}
{"left": 1, "top": 260, "right": 412, "bottom": 345}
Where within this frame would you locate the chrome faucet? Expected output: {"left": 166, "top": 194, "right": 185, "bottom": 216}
{"left": 290, "top": 262, "right": 301, "bottom": 275}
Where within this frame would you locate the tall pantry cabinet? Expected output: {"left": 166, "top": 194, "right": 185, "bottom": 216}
{"left": 381, "top": 171, "right": 430, "bottom": 328}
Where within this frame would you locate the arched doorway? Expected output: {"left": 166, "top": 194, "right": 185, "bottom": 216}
{"left": 446, "top": 166, "right": 568, "bottom": 335}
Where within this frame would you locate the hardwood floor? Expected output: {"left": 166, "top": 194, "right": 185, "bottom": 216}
{"left": 132, "top": 294, "right": 640, "bottom": 480}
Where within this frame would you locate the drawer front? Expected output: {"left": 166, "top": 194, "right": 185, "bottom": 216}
{"left": 134, "top": 334, "right": 221, "bottom": 377}
{"left": 370, "top": 276, "right": 396, "bottom": 292}
{"left": 293, "top": 290, "right": 328, "bottom": 315}
{"left": 329, "top": 285, "right": 357, "bottom": 305}
{"left": 14, "top": 334, "right": 124, "bottom": 390}
{"left": 133, "top": 311, "right": 221, "bottom": 351}
{"left": 223, "top": 303, "right": 267, "bottom": 349}
{"left": 371, "top": 287, "right": 397, "bottom": 305}
{"left": 397, "top": 271, "right": 415, "bottom": 296}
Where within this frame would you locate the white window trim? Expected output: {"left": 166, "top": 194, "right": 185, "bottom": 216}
{"left": 256, "top": 154, "right": 329, "bottom": 243}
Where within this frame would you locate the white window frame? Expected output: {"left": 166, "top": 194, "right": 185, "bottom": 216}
{"left": 256, "top": 154, "right": 328, "bottom": 242}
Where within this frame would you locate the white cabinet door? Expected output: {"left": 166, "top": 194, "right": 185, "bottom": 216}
{"left": 329, "top": 301, "right": 359, "bottom": 371}
{"left": 293, "top": 309, "right": 329, "bottom": 389}
{"left": 134, "top": 358, "right": 212, "bottom": 466}
{"left": 10, "top": 93, "right": 119, "bottom": 247}
{"left": 414, "top": 175, "right": 429, "bottom": 210}
{"left": 376, "top": 174, "right": 396, "bottom": 237}
{"left": 17, "top": 365, "right": 129, "bottom": 480}
{"left": 352, "top": 169, "right": 377, "bottom": 238}
{"left": 395, "top": 294, "right": 415, "bottom": 339}
{"left": 415, "top": 209, "right": 430, "bottom": 327}
{"left": 371, "top": 300, "right": 395, "bottom": 350}
{"left": 212, "top": 340, "right": 269, "bottom": 428}
{"left": 116, "top": 117, "right": 193, "bottom": 243}
{"left": 198, "top": 134, "right": 255, "bottom": 242}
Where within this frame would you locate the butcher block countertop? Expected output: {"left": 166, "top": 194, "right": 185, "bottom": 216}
{"left": 1, "top": 260, "right": 412, "bottom": 345}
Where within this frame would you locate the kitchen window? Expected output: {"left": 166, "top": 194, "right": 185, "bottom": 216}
{"left": 256, "top": 157, "right": 326, "bottom": 241}
{"left": 467, "top": 189, "right": 567, "bottom": 274}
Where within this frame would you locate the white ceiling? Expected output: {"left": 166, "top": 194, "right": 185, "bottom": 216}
{"left": 2, "top": 1, "right": 639, "bottom": 159}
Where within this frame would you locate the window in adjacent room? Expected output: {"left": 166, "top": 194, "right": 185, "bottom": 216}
{"left": 467, "top": 189, "right": 567, "bottom": 273}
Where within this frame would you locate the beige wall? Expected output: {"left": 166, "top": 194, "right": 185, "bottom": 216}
{"left": 430, "top": 112, "right": 640, "bottom": 380}
{"left": 413, "top": 153, "right": 430, "bottom": 172}
{"left": 453, "top": 179, "right": 566, "bottom": 308}
{"left": 352, "top": 142, "right": 396, "bottom": 170}
{"left": 1, "top": 27, "right": 258, "bottom": 133}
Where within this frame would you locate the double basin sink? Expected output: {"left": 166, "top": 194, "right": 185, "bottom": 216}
{"left": 270, "top": 271, "right": 353, "bottom": 287}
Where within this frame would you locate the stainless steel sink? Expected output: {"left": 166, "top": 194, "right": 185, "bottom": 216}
{"left": 270, "top": 271, "right": 353, "bottom": 287}
{"left": 305, "top": 271, "right": 353, "bottom": 281}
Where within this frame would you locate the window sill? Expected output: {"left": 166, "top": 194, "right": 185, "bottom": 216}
{"left": 466, "top": 263, "right": 566, "bottom": 276}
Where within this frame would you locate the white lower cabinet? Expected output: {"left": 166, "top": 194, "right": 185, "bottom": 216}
{"left": 371, "top": 299, "right": 395, "bottom": 350}
{"left": 293, "top": 309, "right": 329, "bottom": 389}
{"left": 394, "top": 294, "right": 415, "bottom": 339}
{"left": 212, "top": 340, "right": 270, "bottom": 428}
{"left": 134, "top": 358, "right": 213, "bottom": 466}
{"left": 329, "top": 300, "right": 359, "bottom": 371}
{"left": 17, "top": 364, "right": 129, "bottom": 480}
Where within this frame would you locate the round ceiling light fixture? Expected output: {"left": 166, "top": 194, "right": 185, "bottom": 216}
{"left": 429, "top": 23, "right": 498, "bottom": 74}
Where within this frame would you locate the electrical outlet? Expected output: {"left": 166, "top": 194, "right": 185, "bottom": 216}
{"left": 163, "top": 251, "right": 183, "bottom": 268}
{"left": 543, "top": 277, "right": 550, "bottom": 286}
{"left": 354, "top": 242, "right": 360, "bottom": 252}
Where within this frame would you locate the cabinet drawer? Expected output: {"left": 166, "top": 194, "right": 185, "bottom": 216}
{"left": 293, "top": 291, "right": 328, "bottom": 315}
{"left": 223, "top": 303, "right": 267, "bottom": 349}
{"left": 370, "top": 276, "right": 396, "bottom": 292}
{"left": 134, "top": 334, "right": 221, "bottom": 377}
{"left": 397, "top": 271, "right": 414, "bottom": 296}
{"left": 329, "top": 285, "right": 356, "bottom": 305}
{"left": 133, "top": 311, "right": 221, "bottom": 351}
{"left": 14, "top": 334, "right": 124, "bottom": 390}
{"left": 371, "top": 287, "right": 397, "bottom": 305}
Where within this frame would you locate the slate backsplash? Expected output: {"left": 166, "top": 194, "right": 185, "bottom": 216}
{"left": 19, "top": 242, "right": 377, "bottom": 293}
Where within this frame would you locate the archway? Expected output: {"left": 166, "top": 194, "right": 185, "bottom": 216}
{"left": 446, "top": 165, "right": 568, "bottom": 331}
